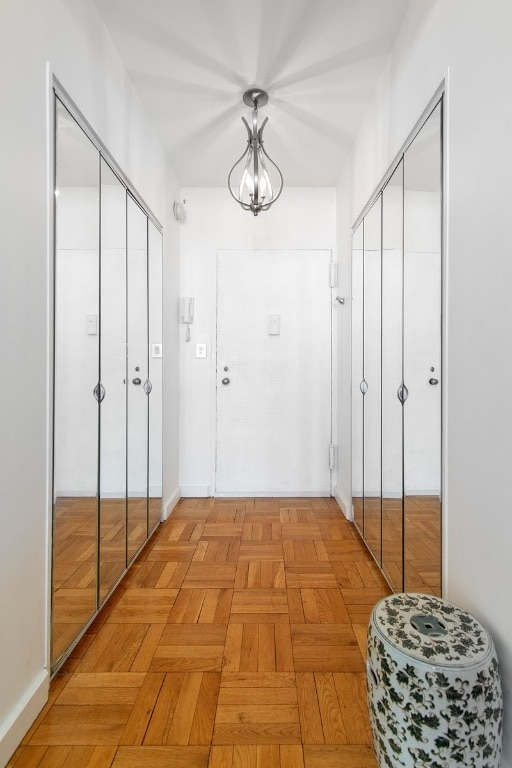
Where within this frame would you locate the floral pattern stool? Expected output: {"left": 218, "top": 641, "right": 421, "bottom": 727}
{"left": 367, "top": 593, "right": 502, "bottom": 768}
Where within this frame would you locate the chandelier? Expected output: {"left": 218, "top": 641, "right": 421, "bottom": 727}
{"left": 228, "top": 88, "right": 283, "bottom": 216}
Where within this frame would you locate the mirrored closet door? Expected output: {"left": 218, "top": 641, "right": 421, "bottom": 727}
{"left": 351, "top": 97, "right": 443, "bottom": 596}
{"left": 52, "top": 93, "right": 163, "bottom": 670}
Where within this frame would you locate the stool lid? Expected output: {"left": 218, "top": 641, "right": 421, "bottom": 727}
{"left": 372, "top": 593, "right": 493, "bottom": 666}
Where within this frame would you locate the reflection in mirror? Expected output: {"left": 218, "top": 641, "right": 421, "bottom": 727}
{"left": 99, "top": 160, "right": 127, "bottom": 603}
{"left": 363, "top": 198, "right": 382, "bottom": 563}
{"left": 127, "top": 196, "right": 149, "bottom": 561}
{"left": 403, "top": 102, "right": 442, "bottom": 595}
{"left": 52, "top": 99, "right": 99, "bottom": 666}
{"left": 148, "top": 223, "right": 163, "bottom": 534}
{"left": 381, "top": 160, "right": 404, "bottom": 591}
{"left": 351, "top": 223, "right": 364, "bottom": 535}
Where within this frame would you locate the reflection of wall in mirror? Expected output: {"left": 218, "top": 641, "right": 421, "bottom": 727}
{"left": 352, "top": 190, "right": 441, "bottom": 499}
{"left": 54, "top": 187, "right": 162, "bottom": 497}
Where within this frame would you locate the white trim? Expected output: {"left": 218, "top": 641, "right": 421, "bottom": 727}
{"left": 162, "top": 487, "right": 181, "bottom": 520}
{"left": 332, "top": 485, "right": 353, "bottom": 521}
{"left": 180, "top": 485, "right": 211, "bottom": 498}
{"left": 45, "top": 60, "right": 55, "bottom": 684}
{"left": 0, "top": 671, "right": 49, "bottom": 768}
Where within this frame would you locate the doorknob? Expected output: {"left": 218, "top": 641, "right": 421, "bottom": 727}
{"left": 429, "top": 378, "right": 439, "bottom": 385}
{"left": 132, "top": 377, "right": 141, "bottom": 385}
{"left": 222, "top": 377, "right": 230, "bottom": 385}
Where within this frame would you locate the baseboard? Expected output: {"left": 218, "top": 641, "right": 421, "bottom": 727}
{"left": 180, "top": 486, "right": 211, "bottom": 498}
{"left": 215, "top": 489, "right": 331, "bottom": 498}
{"left": 0, "top": 670, "right": 49, "bottom": 768}
{"left": 332, "top": 485, "right": 353, "bottom": 521}
{"left": 162, "top": 487, "right": 181, "bottom": 520}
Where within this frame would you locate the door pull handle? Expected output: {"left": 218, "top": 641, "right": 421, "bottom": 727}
{"left": 132, "top": 377, "right": 142, "bottom": 385}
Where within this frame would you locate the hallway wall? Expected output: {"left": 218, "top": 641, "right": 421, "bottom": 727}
{"left": 336, "top": 1, "right": 512, "bottom": 763}
{"left": 178, "top": 188, "right": 336, "bottom": 497}
{"left": 0, "top": 1, "right": 179, "bottom": 765}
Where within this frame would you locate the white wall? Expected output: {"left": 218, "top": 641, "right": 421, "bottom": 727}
{"left": 337, "top": 1, "right": 512, "bottom": 762}
{"left": 179, "top": 188, "right": 336, "bottom": 496}
{"left": 0, "top": 1, "right": 180, "bottom": 764}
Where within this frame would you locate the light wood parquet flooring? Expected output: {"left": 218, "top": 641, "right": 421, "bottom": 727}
{"left": 10, "top": 497, "right": 391, "bottom": 768}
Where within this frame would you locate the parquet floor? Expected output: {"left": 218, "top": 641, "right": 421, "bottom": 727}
{"left": 10, "top": 497, "right": 391, "bottom": 768}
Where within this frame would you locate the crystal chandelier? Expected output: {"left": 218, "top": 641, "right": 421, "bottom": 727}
{"left": 228, "top": 88, "right": 283, "bottom": 216}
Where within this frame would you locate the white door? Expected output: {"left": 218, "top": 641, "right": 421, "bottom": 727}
{"left": 216, "top": 249, "right": 333, "bottom": 496}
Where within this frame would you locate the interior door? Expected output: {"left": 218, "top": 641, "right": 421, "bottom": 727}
{"left": 127, "top": 195, "right": 148, "bottom": 560}
{"left": 403, "top": 102, "right": 442, "bottom": 594}
{"left": 381, "top": 160, "right": 404, "bottom": 591}
{"left": 351, "top": 224, "right": 364, "bottom": 533}
{"left": 363, "top": 200, "right": 382, "bottom": 563}
{"left": 99, "top": 159, "right": 127, "bottom": 603}
{"left": 216, "top": 249, "right": 332, "bottom": 496}
{"left": 52, "top": 98, "right": 99, "bottom": 666}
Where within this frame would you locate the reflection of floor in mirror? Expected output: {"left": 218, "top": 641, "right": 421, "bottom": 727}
{"left": 52, "top": 497, "right": 98, "bottom": 664}
{"left": 52, "top": 496, "right": 158, "bottom": 665}
{"left": 351, "top": 495, "right": 441, "bottom": 597}
{"left": 404, "top": 495, "right": 441, "bottom": 596}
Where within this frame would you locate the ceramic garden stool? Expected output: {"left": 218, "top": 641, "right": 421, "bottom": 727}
{"left": 366, "top": 593, "right": 502, "bottom": 768}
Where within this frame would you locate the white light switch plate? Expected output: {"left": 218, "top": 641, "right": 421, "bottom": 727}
{"left": 196, "top": 343, "right": 207, "bottom": 358}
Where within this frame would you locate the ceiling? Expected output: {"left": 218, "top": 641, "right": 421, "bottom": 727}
{"left": 92, "top": 0, "right": 411, "bottom": 188}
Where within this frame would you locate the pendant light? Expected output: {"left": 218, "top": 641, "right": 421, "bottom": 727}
{"left": 228, "top": 88, "right": 283, "bottom": 216}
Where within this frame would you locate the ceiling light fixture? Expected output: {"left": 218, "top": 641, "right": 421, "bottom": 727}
{"left": 228, "top": 88, "right": 283, "bottom": 216}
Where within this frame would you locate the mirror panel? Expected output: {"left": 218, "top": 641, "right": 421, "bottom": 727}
{"left": 381, "top": 160, "right": 404, "bottom": 591}
{"left": 99, "top": 160, "right": 127, "bottom": 602}
{"left": 52, "top": 99, "right": 99, "bottom": 666}
{"left": 351, "top": 223, "right": 364, "bottom": 535}
{"left": 403, "top": 102, "right": 442, "bottom": 595}
{"left": 148, "top": 222, "right": 163, "bottom": 534}
{"left": 127, "top": 196, "right": 149, "bottom": 561}
{"left": 363, "top": 198, "right": 382, "bottom": 563}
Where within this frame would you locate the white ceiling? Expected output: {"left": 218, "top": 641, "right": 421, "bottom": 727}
{"left": 92, "top": 0, "right": 411, "bottom": 188}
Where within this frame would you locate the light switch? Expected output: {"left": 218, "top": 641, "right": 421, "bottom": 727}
{"left": 85, "top": 314, "right": 97, "bottom": 335}
{"left": 269, "top": 314, "right": 280, "bottom": 335}
{"left": 196, "top": 343, "right": 207, "bottom": 358}
{"left": 152, "top": 343, "right": 163, "bottom": 358}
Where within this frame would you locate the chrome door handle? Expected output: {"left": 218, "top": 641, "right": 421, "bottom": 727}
{"left": 222, "top": 377, "right": 230, "bottom": 385}
{"left": 132, "top": 378, "right": 141, "bottom": 385}
{"left": 429, "top": 378, "right": 439, "bottom": 385}
{"left": 93, "top": 383, "right": 106, "bottom": 402}
{"left": 397, "top": 382, "right": 409, "bottom": 405}
{"left": 360, "top": 378, "right": 368, "bottom": 395}
{"left": 143, "top": 379, "right": 152, "bottom": 395}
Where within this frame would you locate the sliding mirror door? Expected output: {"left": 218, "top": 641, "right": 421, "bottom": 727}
{"left": 352, "top": 223, "right": 364, "bottom": 534}
{"left": 99, "top": 160, "right": 127, "bottom": 602}
{"left": 52, "top": 99, "right": 99, "bottom": 666}
{"left": 381, "top": 161, "right": 404, "bottom": 591}
{"left": 351, "top": 95, "right": 443, "bottom": 596}
{"left": 52, "top": 88, "right": 164, "bottom": 671}
{"left": 148, "top": 222, "right": 163, "bottom": 533}
{"left": 127, "top": 196, "right": 149, "bottom": 561}
{"left": 363, "top": 199, "right": 382, "bottom": 564}
{"left": 403, "top": 103, "right": 442, "bottom": 594}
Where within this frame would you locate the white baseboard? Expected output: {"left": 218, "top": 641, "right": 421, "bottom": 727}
{"left": 162, "top": 487, "right": 181, "bottom": 520}
{"left": 332, "top": 485, "right": 353, "bottom": 521}
{"left": 0, "top": 670, "right": 49, "bottom": 768}
{"left": 180, "top": 486, "right": 211, "bottom": 498}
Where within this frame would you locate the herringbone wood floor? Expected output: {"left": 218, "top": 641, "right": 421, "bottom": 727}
{"left": 10, "top": 497, "right": 391, "bottom": 768}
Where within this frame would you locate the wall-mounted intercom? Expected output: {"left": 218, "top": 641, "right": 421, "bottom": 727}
{"left": 180, "top": 297, "right": 195, "bottom": 341}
